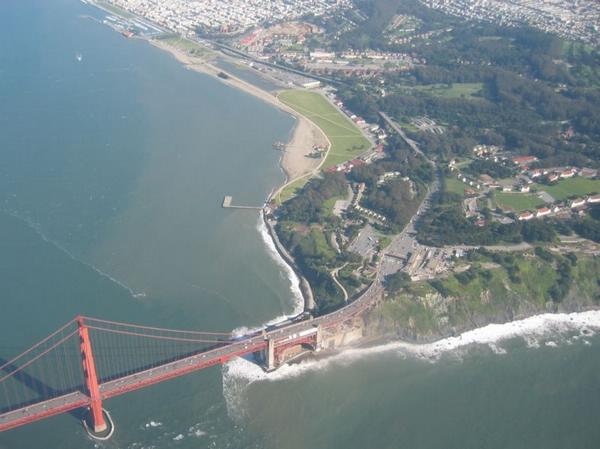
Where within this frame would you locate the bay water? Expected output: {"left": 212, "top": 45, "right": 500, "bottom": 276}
{"left": 0, "top": 1, "right": 598, "bottom": 448}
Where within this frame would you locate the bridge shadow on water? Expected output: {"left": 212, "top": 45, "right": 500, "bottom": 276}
{"left": 0, "top": 357, "right": 85, "bottom": 421}
{"left": 0, "top": 340, "right": 237, "bottom": 420}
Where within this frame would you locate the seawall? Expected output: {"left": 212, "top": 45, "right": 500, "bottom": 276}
{"left": 262, "top": 210, "right": 316, "bottom": 312}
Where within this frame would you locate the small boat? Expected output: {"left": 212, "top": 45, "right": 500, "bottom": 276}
{"left": 76, "top": 52, "right": 83, "bottom": 62}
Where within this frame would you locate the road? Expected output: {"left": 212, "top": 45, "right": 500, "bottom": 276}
{"left": 380, "top": 112, "right": 434, "bottom": 165}
{"left": 1, "top": 113, "right": 434, "bottom": 434}
{"left": 331, "top": 263, "right": 349, "bottom": 302}
{"left": 377, "top": 111, "right": 442, "bottom": 277}
{"left": 0, "top": 271, "right": 384, "bottom": 433}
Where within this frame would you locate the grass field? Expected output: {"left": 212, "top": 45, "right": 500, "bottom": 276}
{"left": 276, "top": 177, "right": 309, "bottom": 204}
{"left": 536, "top": 177, "right": 600, "bottom": 201}
{"left": 493, "top": 192, "right": 546, "bottom": 212}
{"left": 413, "top": 83, "right": 483, "bottom": 99}
{"left": 156, "top": 35, "right": 212, "bottom": 57}
{"left": 278, "top": 90, "right": 371, "bottom": 168}
{"left": 445, "top": 177, "right": 467, "bottom": 197}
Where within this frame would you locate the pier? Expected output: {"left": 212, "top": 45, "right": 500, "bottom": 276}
{"left": 222, "top": 196, "right": 263, "bottom": 210}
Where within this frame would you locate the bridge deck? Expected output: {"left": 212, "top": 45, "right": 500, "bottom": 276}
{"left": 0, "top": 279, "right": 382, "bottom": 433}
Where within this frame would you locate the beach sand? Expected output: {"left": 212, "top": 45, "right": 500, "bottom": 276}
{"left": 282, "top": 116, "right": 328, "bottom": 180}
{"left": 149, "top": 39, "right": 326, "bottom": 185}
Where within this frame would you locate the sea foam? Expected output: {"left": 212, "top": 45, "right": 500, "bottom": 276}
{"left": 222, "top": 310, "right": 600, "bottom": 417}
{"left": 223, "top": 310, "right": 600, "bottom": 387}
{"left": 256, "top": 215, "right": 304, "bottom": 317}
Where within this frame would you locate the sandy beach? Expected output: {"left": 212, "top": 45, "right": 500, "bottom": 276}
{"left": 149, "top": 39, "right": 327, "bottom": 185}
{"left": 281, "top": 116, "right": 328, "bottom": 180}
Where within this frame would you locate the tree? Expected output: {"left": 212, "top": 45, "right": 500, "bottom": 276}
{"left": 385, "top": 272, "right": 411, "bottom": 294}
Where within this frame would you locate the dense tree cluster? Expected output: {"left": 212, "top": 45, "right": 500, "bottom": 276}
{"left": 331, "top": 0, "right": 600, "bottom": 168}
{"left": 277, "top": 173, "right": 348, "bottom": 223}
{"left": 364, "top": 178, "right": 423, "bottom": 228}
{"left": 276, "top": 223, "right": 346, "bottom": 313}
{"left": 347, "top": 137, "right": 432, "bottom": 229}
{"left": 417, "top": 181, "right": 559, "bottom": 246}
{"left": 384, "top": 271, "right": 411, "bottom": 294}
{"left": 572, "top": 206, "right": 600, "bottom": 243}
{"left": 463, "top": 159, "right": 515, "bottom": 179}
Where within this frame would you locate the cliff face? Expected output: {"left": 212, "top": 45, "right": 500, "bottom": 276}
{"left": 365, "top": 253, "right": 600, "bottom": 343}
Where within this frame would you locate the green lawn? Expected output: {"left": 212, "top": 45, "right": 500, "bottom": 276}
{"left": 156, "top": 35, "right": 212, "bottom": 57}
{"left": 445, "top": 177, "right": 467, "bottom": 197}
{"left": 493, "top": 192, "right": 546, "bottom": 212}
{"left": 276, "top": 177, "right": 309, "bottom": 204}
{"left": 536, "top": 177, "right": 600, "bottom": 201}
{"left": 413, "top": 83, "right": 483, "bottom": 99}
{"left": 322, "top": 195, "right": 346, "bottom": 217}
{"left": 278, "top": 90, "right": 371, "bottom": 169}
{"left": 453, "top": 158, "right": 473, "bottom": 169}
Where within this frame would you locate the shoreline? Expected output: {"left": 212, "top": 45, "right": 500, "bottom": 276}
{"left": 261, "top": 211, "right": 316, "bottom": 312}
{"left": 148, "top": 38, "right": 326, "bottom": 185}
{"left": 146, "top": 37, "right": 329, "bottom": 316}
{"left": 145, "top": 37, "right": 323, "bottom": 316}
{"left": 224, "top": 309, "right": 600, "bottom": 383}
{"left": 97, "top": 21, "right": 600, "bottom": 351}
{"left": 86, "top": 0, "right": 319, "bottom": 318}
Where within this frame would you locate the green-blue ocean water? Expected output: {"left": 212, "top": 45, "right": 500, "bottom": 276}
{"left": 0, "top": 1, "right": 598, "bottom": 448}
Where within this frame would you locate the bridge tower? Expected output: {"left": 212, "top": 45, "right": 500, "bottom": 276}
{"left": 77, "top": 316, "right": 107, "bottom": 434}
{"left": 266, "top": 337, "right": 276, "bottom": 372}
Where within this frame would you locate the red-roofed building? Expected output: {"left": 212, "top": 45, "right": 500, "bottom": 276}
{"left": 587, "top": 194, "right": 600, "bottom": 204}
{"left": 536, "top": 207, "right": 551, "bottom": 217}
{"left": 571, "top": 198, "right": 586, "bottom": 208}
{"left": 560, "top": 168, "right": 577, "bottom": 178}
{"left": 512, "top": 156, "right": 538, "bottom": 166}
{"left": 518, "top": 211, "right": 534, "bottom": 221}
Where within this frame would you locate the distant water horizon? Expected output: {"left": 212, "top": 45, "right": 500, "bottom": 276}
{"left": 0, "top": 1, "right": 599, "bottom": 449}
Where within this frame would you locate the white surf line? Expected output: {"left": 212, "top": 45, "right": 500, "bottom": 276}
{"left": 256, "top": 215, "right": 304, "bottom": 317}
{"left": 223, "top": 310, "right": 600, "bottom": 385}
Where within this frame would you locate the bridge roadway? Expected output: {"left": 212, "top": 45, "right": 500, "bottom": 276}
{"left": 0, "top": 277, "right": 383, "bottom": 432}
{"left": 1, "top": 108, "right": 426, "bottom": 435}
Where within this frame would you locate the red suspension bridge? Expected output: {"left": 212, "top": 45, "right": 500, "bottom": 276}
{"left": 0, "top": 280, "right": 382, "bottom": 439}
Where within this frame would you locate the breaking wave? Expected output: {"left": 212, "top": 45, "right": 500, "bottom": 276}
{"left": 222, "top": 310, "right": 600, "bottom": 419}
{"left": 256, "top": 215, "right": 304, "bottom": 317}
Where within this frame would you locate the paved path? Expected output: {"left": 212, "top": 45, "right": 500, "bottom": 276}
{"left": 331, "top": 263, "right": 349, "bottom": 302}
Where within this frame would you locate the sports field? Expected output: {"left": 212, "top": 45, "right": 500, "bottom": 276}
{"left": 493, "top": 192, "right": 546, "bottom": 212}
{"left": 278, "top": 90, "right": 371, "bottom": 168}
{"left": 536, "top": 178, "right": 600, "bottom": 201}
{"left": 413, "top": 82, "right": 483, "bottom": 99}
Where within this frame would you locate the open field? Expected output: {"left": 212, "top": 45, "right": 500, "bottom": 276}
{"left": 413, "top": 83, "right": 483, "bottom": 98}
{"left": 278, "top": 90, "right": 371, "bottom": 168}
{"left": 155, "top": 35, "right": 212, "bottom": 57}
{"left": 445, "top": 177, "right": 467, "bottom": 197}
{"left": 493, "top": 192, "right": 546, "bottom": 211}
{"left": 537, "top": 177, "right": 600, "bottom": 201}
{"left": 276, "top": 177, "right": 309, "bottom": 203}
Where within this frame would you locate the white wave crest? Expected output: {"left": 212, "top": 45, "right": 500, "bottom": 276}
{"left": 256, "top": 215, "right": 304, "bottom": 316}
{"left": 222, "top": 310, "right": 600, "bottom": 397}
{"left": 144, "top": 420, "right": 162, "bottom": 428}
{"left": 187, "top": 424, "right": 207, "bottom": 438}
